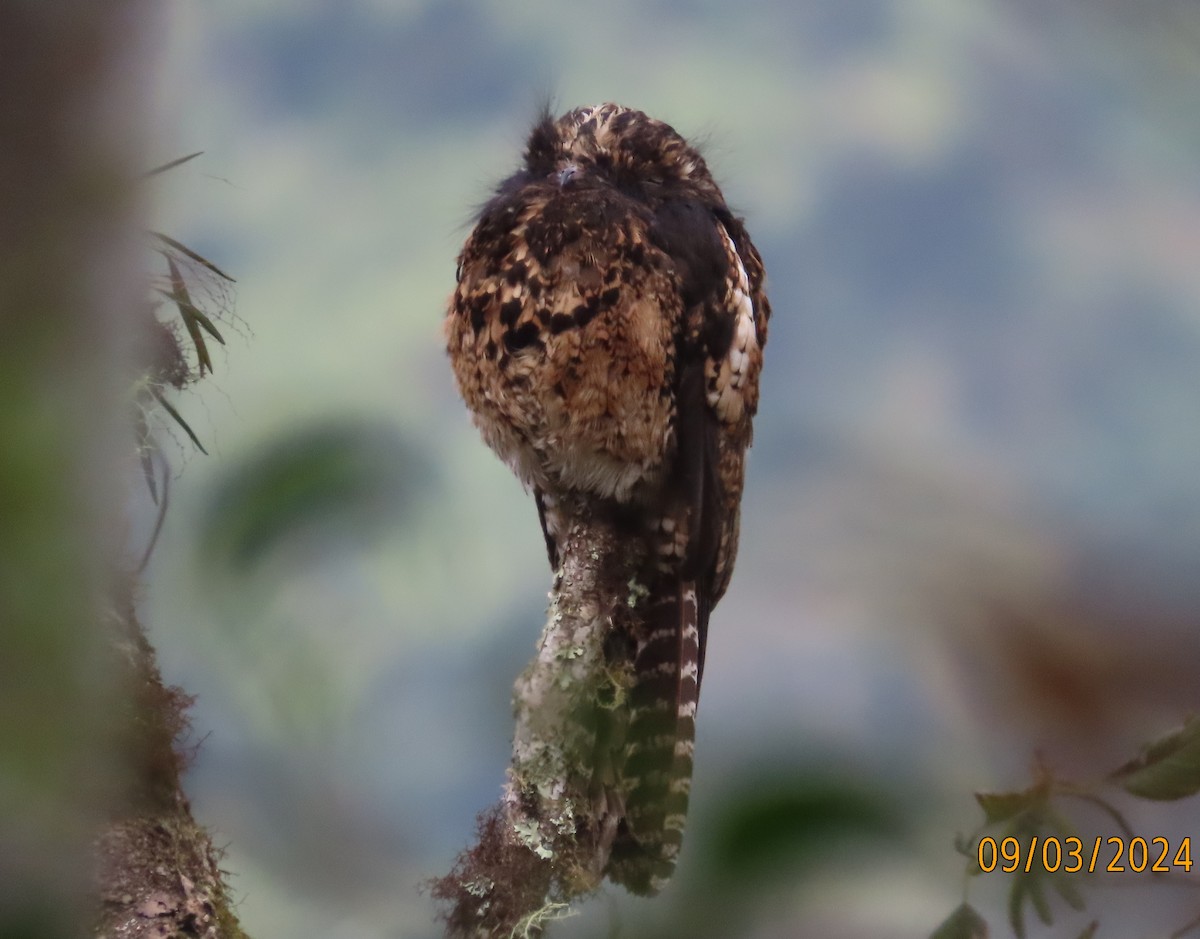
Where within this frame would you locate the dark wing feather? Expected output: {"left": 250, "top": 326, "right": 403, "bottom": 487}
{"left": 607, "top": 196, "right": 742, "bottom": 893}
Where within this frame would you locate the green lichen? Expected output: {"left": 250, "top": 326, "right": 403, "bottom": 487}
{"left": 509, "top": 901, "right": 575, "bottom": 939}
{"left": 463, "top": 877, "right": 494, "bottom": 898}
{"left": 512, "top": 819, "right": 553, "bottom": 860}
{"left": 626, "top": 576, "right": 649, "bottom": 607}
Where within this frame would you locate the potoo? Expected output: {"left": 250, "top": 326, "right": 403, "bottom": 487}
{"left": 446, "top": 103, "right": 769, "bottom": 894}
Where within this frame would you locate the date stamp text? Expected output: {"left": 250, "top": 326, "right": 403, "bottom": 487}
{"left": 978, "top": 836, "right": 1193, "bottom": 874}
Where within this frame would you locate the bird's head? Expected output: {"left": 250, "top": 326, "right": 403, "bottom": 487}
{"left": 521, "top": 103, "right": 718, "bottom": 203}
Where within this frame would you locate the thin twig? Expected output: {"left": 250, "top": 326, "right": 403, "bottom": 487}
{"left": 136, "top": 448, "right": 170, "bottom": 574}
{"left": 143, "top": 151, "right": 204, "bottom": 178}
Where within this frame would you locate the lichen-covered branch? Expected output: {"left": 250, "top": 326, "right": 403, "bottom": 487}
{"left": 93, "top": 582, "right": 250, "bottom": 939}
{"left": 434, "top": 493, "right": 646, "bottom": 937}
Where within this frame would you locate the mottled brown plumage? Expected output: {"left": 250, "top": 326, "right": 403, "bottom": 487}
{"left": 446, "top": 103, "right": 769, "bottom": 894}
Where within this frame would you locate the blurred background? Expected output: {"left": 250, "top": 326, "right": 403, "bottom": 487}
{"left": 137, "top": 1, "right": 1200, "bottom": 936}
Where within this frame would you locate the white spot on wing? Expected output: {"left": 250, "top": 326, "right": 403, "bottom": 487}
{"left": 664, "top": 813, "right": 689, "bottom": 830}
{"left": 709, "top": 225, "right": 760, "bottom": 424}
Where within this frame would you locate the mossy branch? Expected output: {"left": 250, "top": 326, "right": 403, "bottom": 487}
{"left": 93, "top": 585, "right": 249, "bottom": 939}
{"left": 433, "top": 493, "right": 645, "bottom": 937}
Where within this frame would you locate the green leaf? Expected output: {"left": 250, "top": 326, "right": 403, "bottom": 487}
{"left": 1110, "top": 718, "right": 1200, "bottom": 801}
{"left": 929, "top": 902, "right": 988, "bottom": 939}
{"left": 975, "top": 783, "right": 1048, "bottom": 825}
{"left": 152, "top": 231, "right": 236, "bottom": 282}
{"left": 151, "top": 389, "right": 207, "bottom": 455}
{"left": 199, "top": 421, "right": 429, "bottom": 570}
{"left": 955, "top": 832, "right": 986, "bottom": 876}
{"left": 700, "top": 774, "right": 899, "bottom": 886}
{"left": 1008, "top": 875, "right": 1028, "bottom": 939}
{"left": 165, "top": 255, "right": 213, "bottom": 375}
{"left": 1027, "top": 874, "right": 1053, "bottom": 927}
{"left": 143, "top": 151, "right": 204, "bottom": 178}
{"left": 155, "top": 286, "right": 225, "bottom": 345}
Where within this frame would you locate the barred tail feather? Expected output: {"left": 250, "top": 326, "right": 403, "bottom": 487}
{"left": 606, "top": 577, "right": 704, "bottom": 895}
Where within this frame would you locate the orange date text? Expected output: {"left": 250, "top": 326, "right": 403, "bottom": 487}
{"left": 977, "top": 836, "right": 1193, "bottom": 874}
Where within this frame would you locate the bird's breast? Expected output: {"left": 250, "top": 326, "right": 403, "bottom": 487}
{"left": 447, "top": 189, "right": 682, "bottom": 503}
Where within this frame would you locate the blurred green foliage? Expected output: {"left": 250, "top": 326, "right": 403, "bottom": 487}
{"left": 700, "top": 772, "right": 901, "bottom": 886}
{"left": 199, "top": 420, "right": 432, "bottom": 572}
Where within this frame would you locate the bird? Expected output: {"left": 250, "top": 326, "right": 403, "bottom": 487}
{"left": 445, "top": 103, "right": 770, "bottom": 895}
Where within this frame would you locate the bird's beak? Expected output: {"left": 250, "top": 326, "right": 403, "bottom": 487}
{"left": 556, "top": 163, "right": 581, "bottom": 187}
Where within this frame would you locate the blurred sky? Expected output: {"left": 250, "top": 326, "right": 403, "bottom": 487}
{"left": 140, "top": 2, "right": 1200, "bottom": 936}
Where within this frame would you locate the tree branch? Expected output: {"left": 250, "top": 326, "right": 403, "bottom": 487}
{"left": 434, "top": 492, "right": 646, "bottom": 937}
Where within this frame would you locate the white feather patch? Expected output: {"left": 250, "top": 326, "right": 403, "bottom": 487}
{"left": 708, "top": 225, "right": 760, "bottom": 424}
